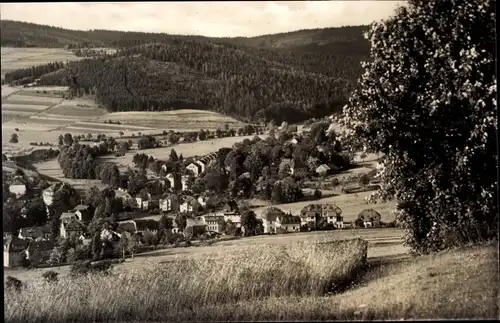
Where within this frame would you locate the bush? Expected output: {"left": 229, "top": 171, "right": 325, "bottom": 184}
{"left": 5, "top": 276, "right": 23, "bottom": 291}
{"left": 42, "top": 271, "right": 59, "bottom": 283}
{"left": 314, "top": 189, "right": 323, "bottom": 199}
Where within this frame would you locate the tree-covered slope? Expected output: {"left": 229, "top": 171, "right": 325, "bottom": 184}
{"left": 2, "top": 20, "right": 370, "bottom": 123}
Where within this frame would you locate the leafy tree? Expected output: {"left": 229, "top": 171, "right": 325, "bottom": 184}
{"left": 23, "top": 197, "right": 48, "bottom": 227}
{"left": 337, "top": 0, "right": 497, "bottom": 253}
{"left": 63, "top": 133, "right": 73, "bottom": 146}
{"left": 9, "top": 133, "right": 18, "bottom": 143}
{"left": 240, "top": 210, "right": 259, "bottom": 236}
{"left": 175, "top": 213, "right": 188, "bottom": 232}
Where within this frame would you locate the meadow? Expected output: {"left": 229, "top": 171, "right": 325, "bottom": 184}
{"left": 0, "top": 47, "right": 81, "bottom": 79}
{"left": 4, "top": 239, "right": 497, "bottom": 321}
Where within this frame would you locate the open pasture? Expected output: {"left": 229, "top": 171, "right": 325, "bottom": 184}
{"left": 97, "top": 109, "right": 248, "bottom": 131}
{"left": 107, "top": 134, "right": 268, "bottom": 168}
{"left": 252, "top": 190, "right": 397, "bottom": 224}
{"left": 5, "top": 229, "right": 405, "bottom": 285}
{"left": 1, "top": 47, "right": 81, "bottom": 79}
{"left": 33, "top": 158, "right": 107, "bottom": 195}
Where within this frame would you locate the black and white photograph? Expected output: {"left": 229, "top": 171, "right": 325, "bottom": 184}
{"left": 1, "top": 1, "right": 498, "bottom": 321}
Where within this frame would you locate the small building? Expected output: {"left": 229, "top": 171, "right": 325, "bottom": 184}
{"left": 60, "top": 218, "right": 86, "bottom": 239}
{"left": 4, "top": 237, "right": 30, "bottom": 267}
{"left": 358, "top": 209, "right": 382, "bottom": 228}
{"left": 223, "top": 214, "right": 242, "bottom": 227}
{"left": 115, "top": 188, "right": 133, "bottom": 203}
{"left": 261, "top": 207, "right": 286, "bottom": 234}
{"left": 196, "top": 159, "right": 208, "bottom": 174}
{"left": 135, "top": 220, "right": 159, "bottom": 234}
{"left": 186, "top": 162, "right": 202, "bottom": 177}
{"left": 180, "top": 196, "right": 202, "bottom": 214}
{"left": 9, "top": 181, "right": 27, "bottom": 197}
{"left": 316, "top": 164, "right": 331, "bottom": 176}
{"left": 203, "top": 214, "right": 225, "bottom": 233}
{"left": 159, "top": 194, "right": 179, "bottom": 212}
{"left": 299, "top": 205, "right": 318, "bottom": 227}
{"left": 70, "top": 205, "right": 93, "bottom": 223}
{"left": 25, "top": 240, "right": 56, "bottom": 266}
{"left": 185, "top": 217, "right": 206, "bottom": 237}
{"left": 42, "top": 183, "right": 63, "bottom": 207}
{"left": 181, "top": 175, "right": 190, "bottom": 191}
{"left": 277, "top": 214, "right": 301, "bottom": 233}
{"left": 18, "top": 226, "right": 51, "bottom": 241}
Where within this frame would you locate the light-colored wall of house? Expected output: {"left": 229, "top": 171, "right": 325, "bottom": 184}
{"left": 180, "top": 203, "right": 192, "bottom": 213}
{"left": 263, "top": 220, "right": 277, "bottom": 234}
{"left": 60, "top": 223, "right": 67, "bottom": 239}
{"left": 9, "top": 185, "right": 26, "bottom": 197}
{"left": 279, "top": 223, "right": 300, "bottom": 232}
{"left": 196, "top": 161, "right": 206, "bottom": 173}
{"left": 42, "top": 191, "right": 54, "bottom": 206}
{"left": 187, "top": 164, "right": 199, "bottom": 176}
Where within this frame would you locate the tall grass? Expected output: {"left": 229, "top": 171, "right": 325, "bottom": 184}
{"left": 5, "top": 238, "right": 367, "bottom": 322}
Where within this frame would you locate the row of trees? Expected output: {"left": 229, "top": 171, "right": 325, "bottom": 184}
{"left": 3, "top": 61, "right": 65, "bottom": 84}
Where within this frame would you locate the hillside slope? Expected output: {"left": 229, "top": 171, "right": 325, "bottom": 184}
{"left": 1, "top": 20, "right": 370, "bottom": 123}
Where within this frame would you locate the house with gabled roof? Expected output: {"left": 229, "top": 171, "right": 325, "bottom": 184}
{"left": 261, "top": 207, "right": 286, "bottom": 234}
{"left": 277, "top": 214, "right": 302, "bottom": 233}
{"left": 18, "top": 226, "right": 51, "bottom": 241}
{"left": 4, "top": 237, "right": 30, "bottom": 267}
{"left": 70, "top": 204, "right": 93, "bottom": 223}
{"left": 186, "top": 162, "right": 202, "bottom": 177}
{"left": 60, "top": 218, "right": 86, "bottom": 239}
{"left": 9, "top": 179, "right": 27, "bottom": 198}
{"left": 180, "top": 196, "right": 202, "bottom": 213}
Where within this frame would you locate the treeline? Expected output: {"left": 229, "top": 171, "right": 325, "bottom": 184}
{"left": 1, "top": 20, "right": 368, "bottom": 52}
{"left": 37, "top": 41, "right": 358, "bottom": 123}
{"left": 3, "top": 61, "right": 65, "bottom": 85}
{"left": 57, "top": 140, "right": 118, "bottom": 185}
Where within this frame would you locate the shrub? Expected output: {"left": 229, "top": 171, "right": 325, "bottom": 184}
{"left": 5, "top": 276, "right": 23, "bottom": 292}
{"left": 314, "top": 188, "right": 323, "bottom": 199}
{"left": 42, "top": 271, "right": 59, "bottom": 283}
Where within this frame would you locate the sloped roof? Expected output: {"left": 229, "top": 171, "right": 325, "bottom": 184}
{"left": 186, "top": 217, "right": 206, "bottom": 227}
{"left": 4, "top": 237, "right": 29, "bottom": 252}
{"left": 27, "top": 240, "right": 56, "bottom": 252}
{"left": 61, "top": 212, "right": 76, "bottom": 220}
{"left": 263, "top": 207, "right": 286, "bottom": 221}
{"left": 278, "top": 214, "right": 301, "bottom": 225}
{"left": 19, "top": 226, "right": 51, "bottom": 238}
{"left": 117, "top": 221, "right": 136, "bottom": 234}
{"left": 358, "top": 209, "right": 381, "bottom": 222}
{"left": 73, "top": 205, "right": 90, "bottom": 211}
{"left": 316, "top": 164, "right": 330, "bottom": 171}
{"left": 64, "top": 219, "right": 86, "bottom": 231}
{"left": 135, "top": 220, "right": 159, "bottom": 231}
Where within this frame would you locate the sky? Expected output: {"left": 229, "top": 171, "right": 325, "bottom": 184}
{"left": 0, "top": 1, "right": 406, "bottom": 38}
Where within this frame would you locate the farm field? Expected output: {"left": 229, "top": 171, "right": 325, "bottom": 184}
{"left": 1, "top": 47, "right": 81, "bottom": 79}
{"left": 96, "top": 109, "right": 248, "bottom": 131}
{"left": 2, "top": 86, "right": 250, "bottom": 156}
{"left": 106, "top": 134, "right": 269, "bottom": 169}
{"left": 32, "top": 158, "right": 107, "bottom": 196}
{"left": 4, "top": 228, "right": 408, "bottom": 284}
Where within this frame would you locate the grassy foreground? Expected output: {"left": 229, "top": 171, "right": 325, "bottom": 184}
{"left": 5, "top": 239, "right": 368, "bottom": 322}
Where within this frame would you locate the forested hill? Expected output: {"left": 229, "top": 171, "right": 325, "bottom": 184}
{"left": 1, "top": 20, "right": 371, "bottom": 123}
{"left": 0, "top": 20, "right": 368, "bottom": 51}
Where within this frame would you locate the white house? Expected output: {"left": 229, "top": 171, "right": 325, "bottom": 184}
{"left": 181, "top": 175, "right": 190, "bottom": 191}
{"left": 9, "top": 182, "right": 26, "bottom": 198}
{"left": 180, "top": 196, "right": 201, "bottom": 213}
{"left": 165, "top": 173, "right": 176, "bottom": 189}
{"left": 159, "top": 195, "right": 179, "bottom": 212}
{"left": 186, "top": 163, "right": 201, "bottom": 177}
{"left": 261, "top": 207, "right": 286, "bottom": 234}
{"left": 196, "top": 160, "right": 207, "bottom": 174}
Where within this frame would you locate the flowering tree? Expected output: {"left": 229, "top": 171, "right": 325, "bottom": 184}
{"left": 336, "top": 0, "right": 497, "bottom": 253}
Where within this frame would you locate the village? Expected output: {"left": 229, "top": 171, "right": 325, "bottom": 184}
{"left": 3, "top": 120, "right": 386, "bottom": 269}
